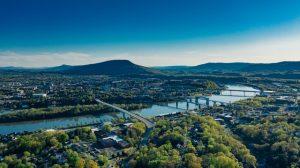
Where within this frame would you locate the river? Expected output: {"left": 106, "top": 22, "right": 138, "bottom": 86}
{"left": 0, "top": 85, "right": 259, "bottom": 134}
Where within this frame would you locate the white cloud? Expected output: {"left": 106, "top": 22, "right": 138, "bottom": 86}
{"left": 1, "top": 22, "right": 300, "bottom": 67}
{"left": 132, "top": 27, "right": 300, "bottom": 66}
{"left": 193, "top": 32, "right": 300, "bottom": 64}
{"left": 0, "top": 52, "right": 105, "bottom": 67}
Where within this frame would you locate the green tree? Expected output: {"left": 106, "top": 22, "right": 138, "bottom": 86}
{"left": 184, "top": 153, "right": 202, "bottom": 168}
{"left": 208, "top": 153, "right": 241, "bottom": 168}
{"left": 0, "top": 163, "right": 8, "bottom": 168}
{"left": 85, "top": 159, "right": 98, "bottom": 168}
{"left": 98, "top": 155, "right": 109, "bottom": 167}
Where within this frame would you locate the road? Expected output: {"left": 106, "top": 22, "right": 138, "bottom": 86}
{"left": 95, "top": 99, "right": 155, "bottom": 128}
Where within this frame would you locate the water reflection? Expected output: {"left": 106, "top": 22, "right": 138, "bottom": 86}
{"left": 0, "top": 85, "right": 259, "bottom": 134}
{"left": 0, "top": 113, "right": 120, "bottom": 135}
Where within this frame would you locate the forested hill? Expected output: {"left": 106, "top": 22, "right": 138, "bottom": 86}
{"left": 192, "top": 62, "right": 251, "bottom": 72}
{"left": 61, "top": 60, "right": 161, "bottom": 75}
{"left": 240, "top": 61, "right": 300, "bottom": 72}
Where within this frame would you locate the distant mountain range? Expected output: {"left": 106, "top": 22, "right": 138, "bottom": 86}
{"left": 155, "top": 61, "right": 300, "bottom": 73}
{"left": 0, "top": 60, "right": 299, "bottom": 76}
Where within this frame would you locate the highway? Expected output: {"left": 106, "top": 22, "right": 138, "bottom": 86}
{"left": 95, "top": 99, "right": 155, "bottom": 128}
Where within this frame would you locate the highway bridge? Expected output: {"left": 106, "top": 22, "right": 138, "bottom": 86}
{"left": 185, "top": 96, "right": 228, "bottom": 109}
{"left": 95, "top": 99, "right": 155, "bottom": 128}
{"left": 224, "top": 89, "right": 260, "bottom": 93}
{"left": 220, "top": 89, "right": 261, "bottom": 97}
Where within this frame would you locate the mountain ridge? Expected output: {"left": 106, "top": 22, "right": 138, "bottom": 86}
{"left": 1, "top": 60, "right": 299, "bottom": 75}
{"left": 155, "top": 61, "right": 300, "bottom": 73}
{"left": 62, "top": 60, "right": 160, "bottom": 75}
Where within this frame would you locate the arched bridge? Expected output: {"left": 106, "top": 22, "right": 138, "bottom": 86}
{"left": 95, "top": 99, "right": 155, "bottom": 128}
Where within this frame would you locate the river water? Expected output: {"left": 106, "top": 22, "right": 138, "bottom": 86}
{"left": 0, "top": 110, "right": 13, "bottom": 116}
{"left": 0, "top": 85, "right": 259, "bottom": 134}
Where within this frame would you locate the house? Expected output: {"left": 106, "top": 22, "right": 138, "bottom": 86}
{"left": 123, "top": 122, "right": 134, "bottom": 128}
{"left": 91, "top": 128, "right": 99, "bottom": 132}
{"left": 262, "top": 90, "right": 275, "bottom": 97}
{"left": 214, "top": 118, "right": 225, "bottom": 125}
{"left": 117, "top": 140, "right": 130, "bottom": 148}
{"left": 100, "top": 135, "right": 130, "bottom": 149}
{"left": 100, "top": 138, "right": 115, "bottom": 148}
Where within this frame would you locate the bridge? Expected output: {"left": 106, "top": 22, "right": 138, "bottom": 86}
{"left": 220, "top": 89, "right": 261, "bottom": 97}
{"left": 186, "top": 96, "right": 229, "bottom": 108}
{"left": 95, "top": 99, "right": 155, "bottom": 128}
{"left": 158, "top": 102, "right": 186, "bottom": 111}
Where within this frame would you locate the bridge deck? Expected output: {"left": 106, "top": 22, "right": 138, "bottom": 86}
{"left": 95, "top": 99, "right": 155, "bottom": 128}
{"left": 224, "top": 89, "right": 260, "bottom": 93}
{"left": 188, "top": 100, "right": 228, "bottom": 105}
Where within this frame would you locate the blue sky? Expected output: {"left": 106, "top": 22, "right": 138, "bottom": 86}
{"left": 0, "top": 0, "right": 300, "bottom": 67}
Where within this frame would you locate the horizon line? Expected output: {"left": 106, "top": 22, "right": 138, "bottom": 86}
{"left": 0, "top": 59, "right": 299, "bottom": 69}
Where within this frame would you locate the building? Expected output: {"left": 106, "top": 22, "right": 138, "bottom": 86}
{"left": 33, "top": 93, "right": 47, "bottom": 98}
{"left": 100, "top": 135, "right": 130, "bottom": 148}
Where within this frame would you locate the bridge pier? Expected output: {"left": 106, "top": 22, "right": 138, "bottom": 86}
{"left": 186, "top": 102, "right": 189, "bottom": 110}
{"left": 205, "top": 97, "right": 210, "bottom": 106}
{"left": 176, "top": 101, "right": 178, "bottom": 108}
{"left": 213, "top": 101, "right": 217, "bottom": 106}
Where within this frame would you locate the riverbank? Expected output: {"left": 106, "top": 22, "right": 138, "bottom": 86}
{"left": 0, "top": 103, "right": 149, "bottom": 123}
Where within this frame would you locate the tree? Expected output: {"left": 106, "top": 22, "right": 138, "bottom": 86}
{"left": 207, "top": 153, "right": 240, "bottom": 168}
{"left": 57, "top": 132, "right": 69, "bottom": 142}
{"left": 0, "top": 163, "right": 8, "bottom": 168}
{"left": 159, "top": 131, "right": 185, "bottom": 146}
{"left": 75, "top": 158, "right": 85, "bottom": 168}
{"left": 204, "top": 81, "right": 218, "bottom": 90}
{"left": 103, "top": 124, "right": 112, "bottom": 132}
{"left": 49, "top": 137, "right": 60, "bottom": 148}
{"left": 52, "top": 164, "right": 62, "bottom": 168}
{"left": 66, "top": 150, "right": 84, "bottom": 168}
{"left": 134, "top": 143, "right": 181, "bottom": 168}
{"left": 131, "top": 122, "right": 146, "bottom": 136}
{"left": 85, "top": 159, "right": 98, "bottom": 168}
{"left": 23, "top": 151, "right": 31, "bottom": 158}
{"left": 73, "top": 136, "right": 80, "bottom": 142}
{"left": 184, "top": 153, "right": 202, "bottom": 168}
{"left": 269, "top": 140, "right": 300, "bottom": 167}
{"left": 98, "top": 155, "right": 108, "bottom": 167}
